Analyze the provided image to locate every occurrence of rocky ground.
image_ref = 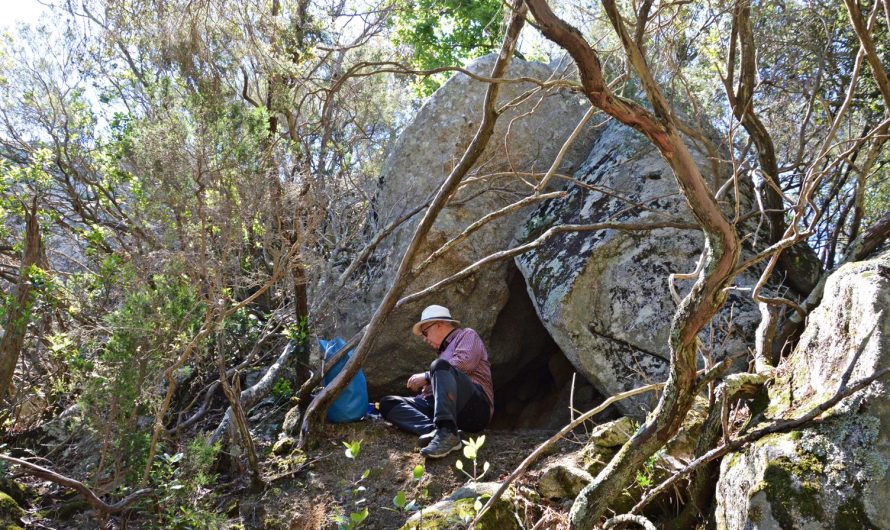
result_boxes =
[5,415,582,529]
[257,419,578,529]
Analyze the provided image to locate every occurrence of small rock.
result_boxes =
[538,460,593,499]
[589,416,636,448]
[0,478,32,507]
[271,436,296,456]
[401,482,519,530]
[282,405,301,435]
[0,491,25,529]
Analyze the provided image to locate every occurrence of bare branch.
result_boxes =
[210,341,298,444]
[0,454,153,514]
[844,0,890,109]
[399,220,696,307]
[412,191,565,277]
[524,1,740,523]
[473,355,746,526]
[604,514,657,530]
[535,105,599,192]
[472,382,664,526]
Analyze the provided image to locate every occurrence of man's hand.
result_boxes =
[406,372,428,392]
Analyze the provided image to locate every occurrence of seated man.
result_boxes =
[379,304,494,458]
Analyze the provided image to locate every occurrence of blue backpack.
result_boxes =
[320,337,368,423]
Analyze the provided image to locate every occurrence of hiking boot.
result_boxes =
[417,429,464,448]
[417,430,436,448]
[420,430,461,458]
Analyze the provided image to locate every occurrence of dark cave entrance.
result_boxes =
[486,263,614,430]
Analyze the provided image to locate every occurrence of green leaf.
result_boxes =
[342,440,362,460]
[455,459,464,470]
[394,490,407,508]
[350,507,369,523]
[412,464,425,480]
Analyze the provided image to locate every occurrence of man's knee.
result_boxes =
[429,358,453,373]
[379,395,402,417]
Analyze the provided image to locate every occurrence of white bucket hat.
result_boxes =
[412,304,460,336]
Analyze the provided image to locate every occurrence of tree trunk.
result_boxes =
[731,0,822,294]
[0,199,43,403]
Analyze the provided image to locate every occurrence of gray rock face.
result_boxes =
[515,120,761,416]
[715,250,890,529]
[538,459,594,499]
[344,54,598,396]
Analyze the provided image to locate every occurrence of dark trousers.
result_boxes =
[380,359,490,435]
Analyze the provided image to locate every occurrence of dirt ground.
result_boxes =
[6,409,582,529]
[255,419,579,529]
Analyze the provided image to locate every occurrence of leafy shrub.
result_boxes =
[149,434,226,529]
[79,272,207,481]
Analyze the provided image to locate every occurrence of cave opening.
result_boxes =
[487,263,615,430]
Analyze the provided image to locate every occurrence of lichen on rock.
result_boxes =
[514,120,763,417]
[715,250,890,529]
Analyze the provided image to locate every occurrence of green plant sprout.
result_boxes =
[334,440,370,530]
[390,464,428,528]
[455,435,490,481]
[457,495,489,525]
[390,464,426,511]
[635,454,658,490]
[343,439,362,460]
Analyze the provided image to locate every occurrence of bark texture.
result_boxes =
[0,199,43,403]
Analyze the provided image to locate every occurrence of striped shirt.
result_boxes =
[423,327,494,417]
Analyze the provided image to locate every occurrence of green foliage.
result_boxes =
[285,315,311,346]
[635,454,658,490]
[392,0,504,95]
[272,378,294,400]
[224,307,264,355]
[335,440,371,530]
[390,463,427,517]
[343,439,363,460]
[79,272,206,481]
[863,172,889,229]
[149,435,226,529]
[454,435,490,481]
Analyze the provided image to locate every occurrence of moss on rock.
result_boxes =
[0,479,30,508]
[0,492,24,529]
[752,456,825,527]
[834,496,871,530]
[400,483,520,530]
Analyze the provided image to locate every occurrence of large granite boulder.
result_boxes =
[715,249,890,529]
[514,120,762,416]
[342,54,598,396]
